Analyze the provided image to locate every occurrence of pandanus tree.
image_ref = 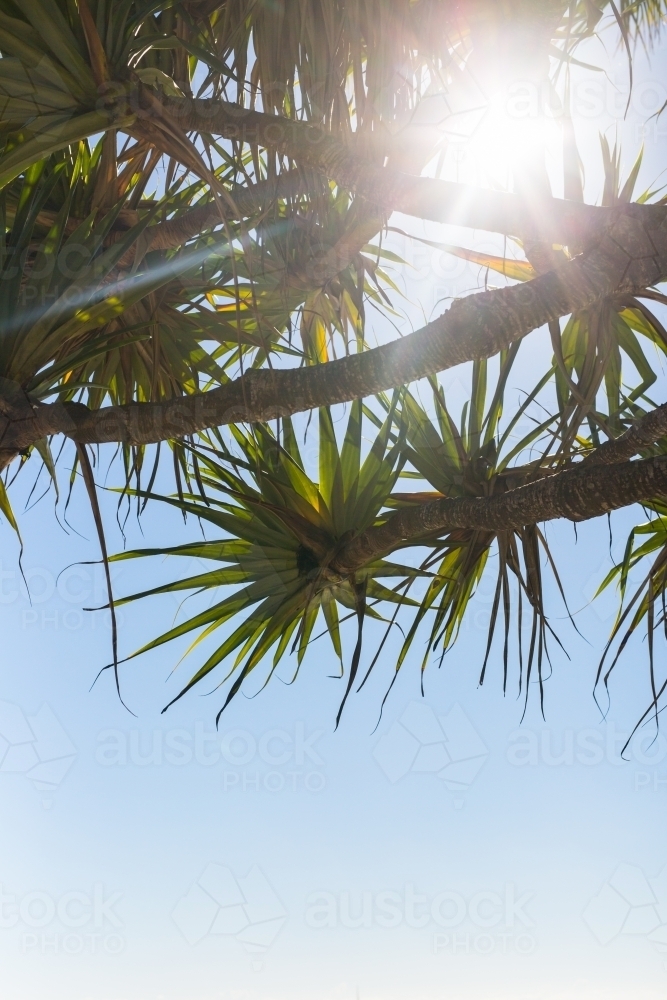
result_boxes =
[3,0,667,739]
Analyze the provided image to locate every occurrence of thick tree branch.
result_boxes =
[114,169,308,267]
[584,403,667,466]
[113,167,381,289]
[3,203,667,452]
[152,95,622,245]
[332,455,667,573]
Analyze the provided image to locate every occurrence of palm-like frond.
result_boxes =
[441,137,667,459]
[618,0,667,46]
[111,401,426,722]
[372,355,571,713]
[595,499,667,747]
[3,131,407,502]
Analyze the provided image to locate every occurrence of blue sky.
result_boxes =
[1,26,667,1000]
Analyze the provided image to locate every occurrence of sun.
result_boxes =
[462,91,562,192]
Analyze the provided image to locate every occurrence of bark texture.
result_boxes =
[332,455,667,573]
[583,403,667,467]
[3,202,665,451]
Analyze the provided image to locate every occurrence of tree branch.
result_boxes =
[3,203,666,452]
[151,95,623,244]
[583,403,667,467]
[114,169,308,267]
[332,455,667,573]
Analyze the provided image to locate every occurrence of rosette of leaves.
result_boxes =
[2,128,406,516]
[368,351,571,713]
[434,140,667,463]
[550,140,667,454]
[202,176,403,367]
[0,0,235,187]
[0,138,257,400]
[109,399,426,723]
[0,144,240,503]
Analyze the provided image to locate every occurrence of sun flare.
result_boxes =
[459,92,563,191]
